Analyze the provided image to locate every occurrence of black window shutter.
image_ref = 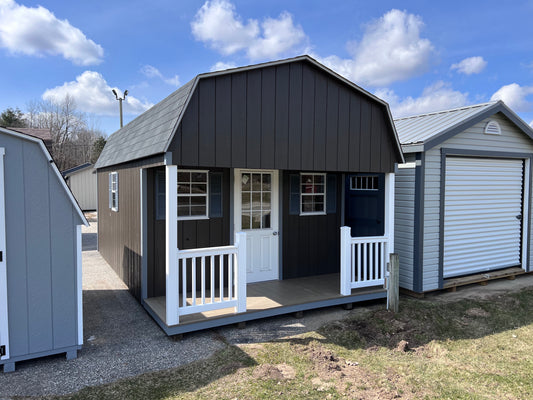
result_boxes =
[326,174,337,214]
[289,174,300,215]
[155,171,166,220]
[209,172,223,218]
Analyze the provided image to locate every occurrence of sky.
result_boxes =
[1,0,533,136]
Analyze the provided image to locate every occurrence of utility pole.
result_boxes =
[111,89,128,128]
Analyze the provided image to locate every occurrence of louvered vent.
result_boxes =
[484,120,501,135]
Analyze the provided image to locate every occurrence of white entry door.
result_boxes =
[0,148,8,361]
[234,170,279,283]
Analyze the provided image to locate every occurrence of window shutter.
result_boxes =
[155,171,166,220]
[115,173,119,211]
[289,174,300,215]
[209,172,223,218]
[108,173,112,209]
[326,174,337,214]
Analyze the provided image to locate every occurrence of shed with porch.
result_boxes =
[0,127,87,372]
[95,55,404,335]
[394,101,533,293]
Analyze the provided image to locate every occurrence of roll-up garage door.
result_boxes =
[443,157,523,278]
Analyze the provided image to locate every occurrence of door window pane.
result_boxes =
[240,172,273,230]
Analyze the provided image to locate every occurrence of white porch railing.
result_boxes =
[170,232,247,323]
[340,226,390,295]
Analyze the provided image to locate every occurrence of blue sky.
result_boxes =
[1,0,533,135]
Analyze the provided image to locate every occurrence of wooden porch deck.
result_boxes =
[143,273,387,335]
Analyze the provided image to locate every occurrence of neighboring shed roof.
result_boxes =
[62,162,93,177]
[0,127,88,226]
[96,55,403,169]
[394,100,533,153]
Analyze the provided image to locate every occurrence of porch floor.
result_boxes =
[143,273,387,335]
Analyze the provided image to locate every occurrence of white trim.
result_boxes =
[397,162,417,169]
[0,127,88,226]
[522,159,530,271]
[76,225,83,345]
[165,165,179,326]
[0,148,9,360]
[299,172,327,216]
[384,173,395,256]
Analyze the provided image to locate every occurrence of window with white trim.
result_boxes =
[300,173,326,215]
[177,170,208,219]
[109,172,118,211]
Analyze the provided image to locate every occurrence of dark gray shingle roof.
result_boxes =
[95,78,195,168]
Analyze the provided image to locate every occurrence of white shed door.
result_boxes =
[0,148,8,360]
[443,157,524,278]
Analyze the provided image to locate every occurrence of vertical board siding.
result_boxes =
[169,60,400,173]
[421,113,533,291]
[282,171,342,279]
[0,134,81,359]
[394,165,416,290]
[97,157,163,301]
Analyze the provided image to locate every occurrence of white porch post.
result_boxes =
[340,226,352,296]
[235,232,247,313]
[165,165,179,325]
[384,172,395,260]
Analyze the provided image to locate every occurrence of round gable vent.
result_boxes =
[484,120,501,135]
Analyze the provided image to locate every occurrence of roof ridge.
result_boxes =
[394,101,499,121]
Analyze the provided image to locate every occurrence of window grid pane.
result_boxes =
[300,173,326,214]
[177,171,208,218]
[241,172,272,230]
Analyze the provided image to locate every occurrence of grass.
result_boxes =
[46,286,533,400]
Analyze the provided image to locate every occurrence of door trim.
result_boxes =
[0,148,9,360]
[234,169,280,282]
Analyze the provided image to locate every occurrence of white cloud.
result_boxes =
[451,56,487,75]
[490,83,533,112]
[376,81,469,118]
[140,65,180,87]
[191,0,306,60]
[42,71,153,116]
[0,0,103,65]
[210,61,237,72]
[317,9,434,87]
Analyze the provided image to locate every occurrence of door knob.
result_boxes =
[273,231,279,236]
[516,214,523,220]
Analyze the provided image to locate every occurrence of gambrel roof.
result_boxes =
[96,55,404,169]
[395,101,533,153]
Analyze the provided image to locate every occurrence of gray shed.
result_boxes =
[0,127,88,372]
[394,101,533,293]
[63,163,97,211]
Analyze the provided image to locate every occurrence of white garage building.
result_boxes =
[394,101,533,293]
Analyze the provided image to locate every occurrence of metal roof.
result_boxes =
[394,102,497,145]
[62,162,93,177]
[394,101,533,153]
[96,55,404,169]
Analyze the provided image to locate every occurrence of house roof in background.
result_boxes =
[394,100,533,153]
[6,127,52,143]
[0,127,88,226]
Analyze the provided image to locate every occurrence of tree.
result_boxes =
[25,95,105,170]
[0,107,26,128]
[90,136,106,164]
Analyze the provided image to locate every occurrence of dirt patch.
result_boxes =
[465,307,490,318]
[252,363,295,380]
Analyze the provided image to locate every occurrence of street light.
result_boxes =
[111,89,128,128]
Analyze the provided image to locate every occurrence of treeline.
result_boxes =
[0,95,106,171]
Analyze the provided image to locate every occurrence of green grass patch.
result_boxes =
[45,287,533,400]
